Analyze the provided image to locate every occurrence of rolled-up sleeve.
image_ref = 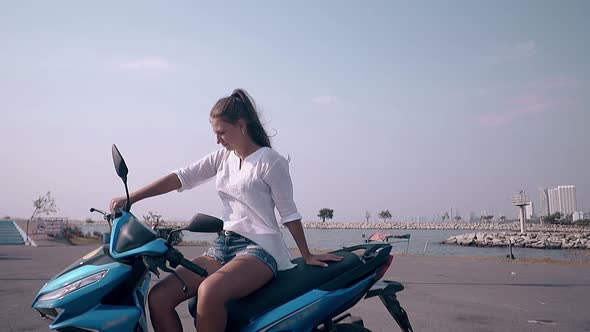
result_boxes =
[263,157,302,224]
[172,149,225,192]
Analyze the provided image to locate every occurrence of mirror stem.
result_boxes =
[123,177,131,212]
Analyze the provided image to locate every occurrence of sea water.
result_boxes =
[78,224,585,261]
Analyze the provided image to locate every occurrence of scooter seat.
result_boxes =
[188,250,362,330]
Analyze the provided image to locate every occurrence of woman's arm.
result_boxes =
[131,173,182,203]
[110,149,224,211]
[110,173,181,210]
[285,220,342,267]
[284,220,311,258]
[263,156,342,266]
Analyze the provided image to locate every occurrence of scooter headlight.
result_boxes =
[38,270,108,301]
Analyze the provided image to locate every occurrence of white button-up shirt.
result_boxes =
[173,147,302,270]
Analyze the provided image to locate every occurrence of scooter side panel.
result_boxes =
[242,291,324,331]
[49,305,141,332]
[134,271,152,332]
[244,274,375,332]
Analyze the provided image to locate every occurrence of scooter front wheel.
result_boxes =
[332,323,371,332]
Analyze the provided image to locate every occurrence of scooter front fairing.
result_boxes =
[32,211,167,331]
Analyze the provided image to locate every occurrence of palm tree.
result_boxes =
[365,211,371,222]
[317,208,334,222]
[378,210,392,222]
[481,214,494,223]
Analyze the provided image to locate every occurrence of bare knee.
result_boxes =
[197,278,225,310]
[148,280,181,313]
[148,283,166,312]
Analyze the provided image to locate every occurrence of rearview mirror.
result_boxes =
[112,144,131,212]
[186,214,224,233]
[112,144,129,180]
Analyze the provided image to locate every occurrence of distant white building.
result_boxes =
[548,188,560,214]
[559,185,577,215]
[546,185,577,216]
[573,211,584,222]
[539,188,550,216]
[526,202,534,219]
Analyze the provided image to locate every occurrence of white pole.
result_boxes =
[519,206,526,233]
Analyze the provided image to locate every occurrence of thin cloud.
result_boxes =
[477,89,489,96]
[525,78,576,90]
[476,93,552,127]
[508,41,536,60]
[510,94,551,114]
[477,113,511,127]
[312,95,338,105]
[489,41,537,63]
[118,57,174,71]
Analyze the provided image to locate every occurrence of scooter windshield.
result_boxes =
[112,212,159,254]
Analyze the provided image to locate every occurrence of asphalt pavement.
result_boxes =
[1,240,590,332]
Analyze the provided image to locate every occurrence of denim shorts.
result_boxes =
[204,231,278,278]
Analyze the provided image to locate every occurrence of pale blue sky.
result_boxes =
[1,1,588,222]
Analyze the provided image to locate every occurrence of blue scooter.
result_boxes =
[32,145,413,332]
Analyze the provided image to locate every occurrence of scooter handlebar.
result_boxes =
[180,258,208,277]
[164,247,208,278]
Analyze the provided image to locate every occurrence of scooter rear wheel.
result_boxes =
[333,323,371,332]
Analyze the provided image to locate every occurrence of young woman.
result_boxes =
[110,89,342,332]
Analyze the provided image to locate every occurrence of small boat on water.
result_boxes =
[362,232,411,254]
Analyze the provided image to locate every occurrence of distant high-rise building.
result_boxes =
[545,185,577,216]
[548,188,560,215]
[539,188,550,216]
[558,185,577,215]
[526,202,534,219]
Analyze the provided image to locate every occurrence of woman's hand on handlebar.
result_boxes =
[109,197,128,213]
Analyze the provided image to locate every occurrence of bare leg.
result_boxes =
[196,255,274,332]
[148,256,222,332]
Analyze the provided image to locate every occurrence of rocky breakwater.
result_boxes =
[443,232,590,249]
[300,221,589,233]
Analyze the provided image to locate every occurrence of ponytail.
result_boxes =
[210,89,272,148]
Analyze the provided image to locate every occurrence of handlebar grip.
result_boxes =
[180,258,208,277]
